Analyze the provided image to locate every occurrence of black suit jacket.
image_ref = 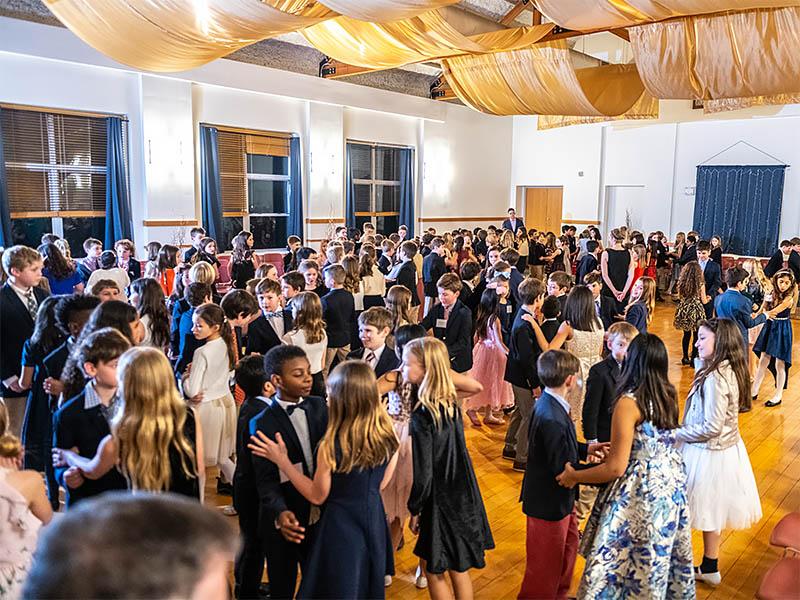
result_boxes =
[233,395,269,520]
[321,288,355,348]
[504,307,543,389]
[346,346,400,379]
[395,260,420,306]
[576,254,598,285]
[422,253,446,296]
[701,260,722,299]
[461,282,479,320]
[597,295,618,331]
[583,355,622,443]
[1,283,49,396]
[764,249,800,281]
[119,260,141,283]
[246,311,293,356]
[377,254,392,276]
[676,244,697,266]
[52,390,128,506]
[249,396,328,533]
[421,300,473,372]
[521,391,588,521]
[502,218,525,234]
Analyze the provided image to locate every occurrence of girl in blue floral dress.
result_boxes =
[557,333,695,599]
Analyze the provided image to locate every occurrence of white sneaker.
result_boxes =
[384,575,392,587]
[415,566,428,589]
[221,505,238,516]
[694,567,721,586]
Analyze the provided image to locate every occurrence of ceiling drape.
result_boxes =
[533,0,800,30]
[302,11,554,70]
[313,0,461,22]
[629,7,800,100]
[537,91,659,129]
[442,41,646,117]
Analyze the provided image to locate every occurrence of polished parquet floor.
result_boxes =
[209,301,799,599]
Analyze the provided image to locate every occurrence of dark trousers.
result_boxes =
[518,512,579,600]
[311,372,325,398]
[235,508,265,599]
[682,330,698,361]
[703,299,714,320]
[262,523,315,600]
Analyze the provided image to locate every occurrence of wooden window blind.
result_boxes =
[1,107,123,217]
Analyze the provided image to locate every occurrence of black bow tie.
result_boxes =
[286,401,307,415]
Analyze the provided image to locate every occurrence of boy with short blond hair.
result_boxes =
[347,307,399,378]
[421,273,473,372]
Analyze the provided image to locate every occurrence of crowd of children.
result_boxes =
[0,220,797,600]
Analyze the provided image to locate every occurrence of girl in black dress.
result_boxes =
[601,228,635,313]
[229,231,256,290]
[402,337,494,600]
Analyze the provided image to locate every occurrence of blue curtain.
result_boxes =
[105,117,133,249]
[398,148,414,237]
[345,143,356,230]
[288,136,303,240]
[199,125,223,243]
[0,107,12,248]
[693,165,785,257]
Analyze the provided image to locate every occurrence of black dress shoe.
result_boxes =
[512,460,527,472]
[502,447,516,461]
[765,399,782,407]
[217,477,233,496]
[681,357,692,366]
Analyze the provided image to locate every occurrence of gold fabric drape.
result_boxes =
[630,7,800,100]
[314,0,461,22]
[704,93,800,113]
[534,0,800,30]
[442,41,646,117]
[302,11,554,70]
[537,92,659,129]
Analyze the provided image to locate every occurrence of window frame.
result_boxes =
[348,141,405,234]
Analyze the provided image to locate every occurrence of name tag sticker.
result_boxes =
[279,462,304,484]
[506,305,513,313]
[436,319,448,329]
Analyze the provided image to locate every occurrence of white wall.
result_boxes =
[0,16,513,251]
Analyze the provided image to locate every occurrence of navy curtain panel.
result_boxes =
[398,148,415,237]
[345,144,356,230]
[693,165,785,257]
[0,107,12,248]
[199,125,223,243]
[104,117,134,249]
[288,136,304,240]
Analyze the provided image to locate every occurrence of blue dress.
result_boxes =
[578,417,695,599]
[297,457,393,599]
[753,306,793,365]
[43,268,81,294]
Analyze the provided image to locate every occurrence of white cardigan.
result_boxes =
[181,337,233,401]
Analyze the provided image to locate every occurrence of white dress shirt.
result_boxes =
[362,344,385,369]
[273,396,314,474]
[266,312,286,339]
[544,387,571,416]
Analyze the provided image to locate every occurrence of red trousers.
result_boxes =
[518,512,578,600]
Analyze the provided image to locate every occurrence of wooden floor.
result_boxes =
[208,300,800,599]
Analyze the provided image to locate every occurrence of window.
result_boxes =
[348,142,406,235]
[216,128,293,251]
[1,106,127,254]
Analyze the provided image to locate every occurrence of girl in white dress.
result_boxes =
[676,318,762,586]
[182,304,236,490]
[282,291,328,397]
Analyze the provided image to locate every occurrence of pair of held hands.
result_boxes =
[555,442,610,488]
[51,447,85,489]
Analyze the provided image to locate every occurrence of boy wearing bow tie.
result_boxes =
[247,279,293,356]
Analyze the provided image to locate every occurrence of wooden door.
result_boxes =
[525,187,563,234]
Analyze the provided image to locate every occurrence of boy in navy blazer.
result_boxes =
[715,266,768,351]
[346,307,400,379]
[248,346,328,600]
[389,240,421,316]
[248,279,294,357]
[518,350,607,600]
[1,246,49,435]
[584,271,618,330]
[321,264,355,376]
[576,240,601,287]
[696,240,722,319]
[422,238,446,317]
[421,273,473,372]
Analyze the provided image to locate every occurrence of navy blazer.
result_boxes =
[583,355,622,443]
[346,346,400,379]
[597,294,618,331]
[1,283,49,396]
[52,389,128,506]
[422,252,446,297]
[377,254,392,276]
[502,218,525,234]
[576,254,598,286]
[509,267,524,308]
[764,249,800,281]
[248,396,328,533]
[504,307,543,389]
[395,260,420,307]
[233,395,269,520]
[321,288,356,348]
[700,260,722,299]
[521,391,588,521]
[676,244,697,266]
[625,302,648,334]
[246,311,293,356]
[715,289,767,349]
[421,300,473,372]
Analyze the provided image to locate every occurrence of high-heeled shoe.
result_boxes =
[681,357,692,366]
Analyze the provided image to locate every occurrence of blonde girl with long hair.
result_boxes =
[248,360,399,599]
[741,258,773,376]
[182,303,236,491]
[282,291,328,397]
[499,229,515,250]
[403,337,493,600]
[385,284,414,350]
[625,276,656,334]
[53,347,203,499]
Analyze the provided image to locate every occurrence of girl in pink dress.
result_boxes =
[466,288,514,427]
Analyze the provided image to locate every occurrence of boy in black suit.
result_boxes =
[500,247,525,308]
[575,240,600,286]
[283,235,302,274]
[421,273,473,373]
[696,240,722,319]
[540,296,561,343]
[422,237,446,317]
[377,240,395,275]
[320,264,355,377]
[547,271,571,323]
[248,279,293,356]
[52,328,131,507]
[248,346,328,600]
[584,271,618,330]
[347,307,400,379]
[503,278,546,472]
[389,240,421,321]
[459,260,482,320]
[518,350,608,600]
[1,245,49,436]
[764,238,800,281]
[232,355,272,600]
[280,271,306,314]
